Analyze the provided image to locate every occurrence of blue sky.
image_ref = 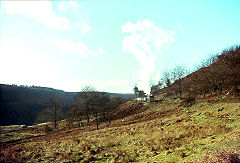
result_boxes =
[0,0,240,93]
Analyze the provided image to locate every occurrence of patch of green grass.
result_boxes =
[0,131,43,143]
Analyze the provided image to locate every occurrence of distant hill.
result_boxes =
[0,84,134,126]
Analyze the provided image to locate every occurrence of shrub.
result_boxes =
[200,150,240,163]
[181,96,196,106]
[44,125,53,134]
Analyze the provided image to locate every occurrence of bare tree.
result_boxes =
[86,91,110,130]
[160,66,189,99]
[192,54,226,98]
[162,71,172,88]
[133,86,139,99]
[105,96,126,123]
[66,103,85,128]
[68,86,112,130]
[150,81,163,96]
[217,45,240,96]
[36,94,64,129]
[75,86,96,124]
[171,65,189,99]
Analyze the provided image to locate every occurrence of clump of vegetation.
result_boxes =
[181,95,196,106]
[200,150,240,163]
[44,125,54,134]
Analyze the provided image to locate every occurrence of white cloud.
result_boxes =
[0,5,4,15]
[2,0,91,33]
[48,37,104,57]
[75,21,91,33]
[58,0,81,12]
[2,0,71,30]
[121,19,175,93]
[58,1,91,33]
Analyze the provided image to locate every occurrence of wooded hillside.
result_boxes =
[0,84,133,126]
[151,45,240,99]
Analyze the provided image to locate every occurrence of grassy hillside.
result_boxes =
[1,95,240,162]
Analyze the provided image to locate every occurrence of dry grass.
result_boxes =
[1,99,240,162]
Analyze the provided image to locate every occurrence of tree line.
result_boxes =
[150,45,240,100]
[36,86,127,130]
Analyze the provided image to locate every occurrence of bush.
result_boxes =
[44,125,53,134]
[200,150,240,163]
[181,96,196,106]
